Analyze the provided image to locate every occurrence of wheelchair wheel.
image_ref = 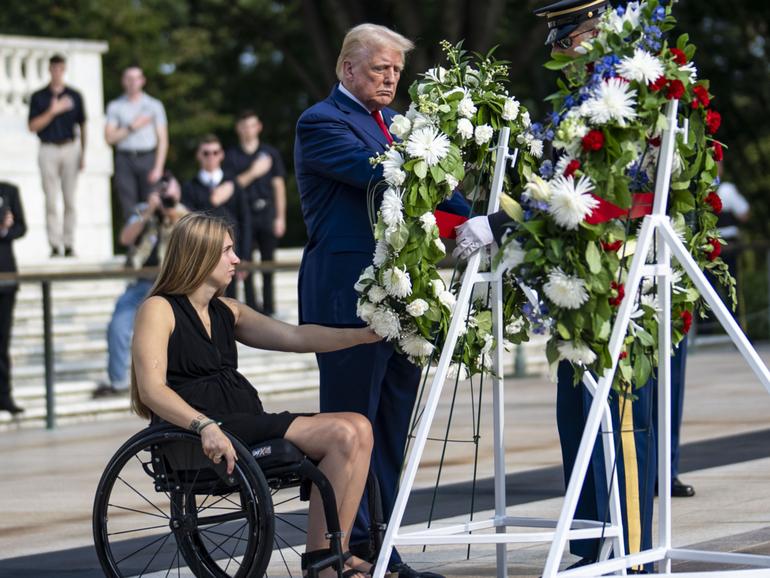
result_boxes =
[93,426,274,578]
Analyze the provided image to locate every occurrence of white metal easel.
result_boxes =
[372,127,627,578]
[542,100,770,577]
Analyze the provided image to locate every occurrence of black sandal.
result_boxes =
[342,551,375,578]
[302,548,337,577]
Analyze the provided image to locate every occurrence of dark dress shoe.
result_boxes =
[0,395,24,415]
[389,562,445,578]
[64,246,75,257]
[671,477,695,497]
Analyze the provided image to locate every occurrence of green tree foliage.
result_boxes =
[1,0,767,247]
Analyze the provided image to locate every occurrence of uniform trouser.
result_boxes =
[557,361,656,565]
[316,340,421,567]
[114,150,156,222]
[244,220,278,314]
[106,279,154,389]
[653,338,688,480]
[38,141,79,249]
[0,290,17,398]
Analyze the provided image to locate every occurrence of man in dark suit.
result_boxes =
[0,182,27,414]
[294,23,468,578]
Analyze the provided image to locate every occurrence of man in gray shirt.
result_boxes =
[105,65,168,221]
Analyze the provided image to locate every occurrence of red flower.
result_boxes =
[649,76,667,92]
[666,79,686,100]
[563,159,581,177]
[609,281,625,307]
[712,141,724,161]
[691,84,711,109]
[706,238,722,261]
[582,129,605,152]
[706,110,722,134]
[649,136,662,147]
[601,240,623,252]
[670,48,688,65]
[705,191,722,214]
[681,310,693,334]
[619,350,628,360]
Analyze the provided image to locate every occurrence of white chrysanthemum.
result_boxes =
[617,48,664,84]
[502,97,520,121]
[557,341,598,365]
[382,148,405,186]
[481,334,495,355]
[357,299,376,323]
[380,188,404,229]
[445,174,459,190]
[370,307,401,340]
[400,333,434,358]
[456,117,474,140]
[430,278,445,297]
[498,239,525,272]
[382,266,412,298]
[419,211,436,233]
[458,97,477,119]
[547,175,599,230]
[604,1,642,35]
[406,126,451,166]
[582,78,638,126]
[389,115,412,139]
[529,138,544,158]
[373,239,389,267]
[524,174,552,202]
[474,124,494,146]
[406,298,429,317]
[354,265,375,292]
[520,110,531,128]
[506,317,525,335]
[368,285,387,304]
[680,62,698,84]
[405,103,435,131]
[543,267,589,309]
[447,363,470,381]
[434,238,446,254]
[438,290,456,310]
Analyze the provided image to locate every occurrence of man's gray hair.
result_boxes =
[336,23,415,81]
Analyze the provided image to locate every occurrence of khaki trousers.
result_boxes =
[38,141,80,249]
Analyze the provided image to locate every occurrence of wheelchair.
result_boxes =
[93,423,385,577]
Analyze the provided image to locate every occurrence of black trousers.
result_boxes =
[244,221,278,314]
[0,290,16,398]
[114,150,156,222]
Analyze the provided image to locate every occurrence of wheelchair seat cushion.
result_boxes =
[251,438,306,471]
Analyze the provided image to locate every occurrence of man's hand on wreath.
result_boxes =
[453,216,494,260]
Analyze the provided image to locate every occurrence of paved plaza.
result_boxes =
[2,342,770,577]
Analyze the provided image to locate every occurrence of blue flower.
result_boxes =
[653,6,666,22]
[539,160,554,178]
[564,94,576,109]
[549,111,562,127]
[616,4,625,16]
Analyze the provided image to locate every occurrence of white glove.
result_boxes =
[452,216,495,260]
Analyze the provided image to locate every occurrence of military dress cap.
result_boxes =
[534,0,610,45]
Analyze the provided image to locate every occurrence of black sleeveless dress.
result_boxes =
[161,293,305,445]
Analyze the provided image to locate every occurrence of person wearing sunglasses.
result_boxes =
[182,134,254,299]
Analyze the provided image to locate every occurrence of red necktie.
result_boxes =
[371,110,394,144]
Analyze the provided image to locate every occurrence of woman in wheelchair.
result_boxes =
[130,212,379,577]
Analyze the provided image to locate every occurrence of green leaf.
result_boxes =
[429,164,445,184]
[633,354,652,387]
[414,161,428,179]
[586,242,602,275]
[556,322,571,340]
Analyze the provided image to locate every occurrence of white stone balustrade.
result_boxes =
[0,35,114,265]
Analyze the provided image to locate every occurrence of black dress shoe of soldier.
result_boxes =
[671,477,695,497]
[389,562,445,578]
[0,395,24,415]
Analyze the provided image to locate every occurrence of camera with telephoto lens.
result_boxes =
[153,172,177,209]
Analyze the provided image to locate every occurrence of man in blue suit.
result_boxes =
[295,23,467,578]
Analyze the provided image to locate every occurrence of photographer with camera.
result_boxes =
[93,173,187,398]
[0,182,26,414]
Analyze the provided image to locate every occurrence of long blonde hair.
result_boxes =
[130,212,235,419]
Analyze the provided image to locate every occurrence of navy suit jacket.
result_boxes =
[295,85,469,326]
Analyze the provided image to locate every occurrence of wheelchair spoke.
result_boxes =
[117,475,170,520]
[114,530,171,565]
[195,492,241,516]
[272,494,302,508]
[108,522,171,537]
[272,530,302,557]
[223,522,248,574]
[199,523,247,568]
[272,534,295,578]
[107,502,169,520]
[196,527,250,543]
[274,513,307,535]
[163,548,180,578]
[138,531,173,578]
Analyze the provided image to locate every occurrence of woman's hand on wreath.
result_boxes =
[453,216,494,260]
[201,424,238,474]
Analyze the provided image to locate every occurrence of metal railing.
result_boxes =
[0,260,301,429]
